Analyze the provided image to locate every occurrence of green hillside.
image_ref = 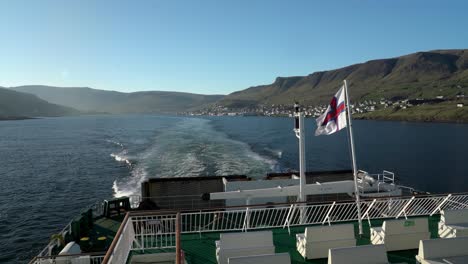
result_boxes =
[11,85,223,114]
[7,49,468,122]
[220,49,468,107]
[355,100,468,123]
[0,87,79,119]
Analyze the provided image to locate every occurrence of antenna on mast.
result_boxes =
[294,102,300,132]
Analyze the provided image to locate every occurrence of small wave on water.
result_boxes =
[109,117,279,197]
[105,139,124,148]
[264,147,283,159]
[107,139,133,166]
[110,152,132,166]
[246,150,280,171]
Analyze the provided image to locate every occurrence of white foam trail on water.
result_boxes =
[113,166,148,197]
[203,127,279,177]
[106,137,144,197]
[111,139,154,197]
[265,147,283,158]
[110,153,132,166]
[106,139,124,148]
[111,117,280,196]
[112,180,134,197]
[247,150,278,170]
[173,152,206,177]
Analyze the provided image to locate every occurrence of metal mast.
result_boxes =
[344,80,363,235]
[294,103,306,223]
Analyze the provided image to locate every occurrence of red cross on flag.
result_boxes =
[315,85,348,136]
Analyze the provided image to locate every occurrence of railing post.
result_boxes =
[198,210,202,238]
[176,213,181,264]
[396,196,415,219]
[430,194,452,216]
[322,202,336,226]
[362,199,376,227]
[212,213,217,231]
[385,198,393,217]
[140,218,145,251]
[242,207,250,232]
[283,204,296,235]
[283,204,295,228]
[131,218,142,250]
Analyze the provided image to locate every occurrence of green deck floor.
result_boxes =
[80,216,123,252]
[178,215,441,264]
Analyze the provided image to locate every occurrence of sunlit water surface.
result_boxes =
[0,115,467,263]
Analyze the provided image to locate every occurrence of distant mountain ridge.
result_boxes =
[11,86,224,114]
[220,49,468,107]
[0,87,79,118]
[6,49,468,118]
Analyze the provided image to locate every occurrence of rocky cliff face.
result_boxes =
[220,49,468,107]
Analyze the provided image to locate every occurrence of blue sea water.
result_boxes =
[0,115,467,263]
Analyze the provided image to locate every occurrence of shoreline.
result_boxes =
[191,113,468,124]
[0,116,37,121]
[353,115,468,124]
[2,113,467,125]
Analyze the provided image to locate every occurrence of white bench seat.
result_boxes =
[216,231,275,264]
[438,209,468,238]
[371,218,430,251]
[296,224,356,259]
[228,253,291,264]
[328,244,389,264]
[416,237,468,264]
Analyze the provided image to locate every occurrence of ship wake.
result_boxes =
[109,117,279,197]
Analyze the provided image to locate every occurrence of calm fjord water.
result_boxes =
[0,115,467,263]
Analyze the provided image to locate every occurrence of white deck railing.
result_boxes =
[130,194,224,210]
[126,193,468,243]
[86,193,468,264]
[105,215,135,264]
[179,193,467,232]
[30,254,105,264]
[132,215,177,250]
[37,200,105,257]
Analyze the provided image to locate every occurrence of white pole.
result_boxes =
[344,80,363,235]
[294,104,306,224]
[298,112,306,204]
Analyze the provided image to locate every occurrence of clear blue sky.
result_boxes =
[0,0,466,95]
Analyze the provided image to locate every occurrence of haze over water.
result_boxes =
[0,115,467,263]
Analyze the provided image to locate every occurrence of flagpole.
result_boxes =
[344,80,363,235]
[294,103,306,224]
